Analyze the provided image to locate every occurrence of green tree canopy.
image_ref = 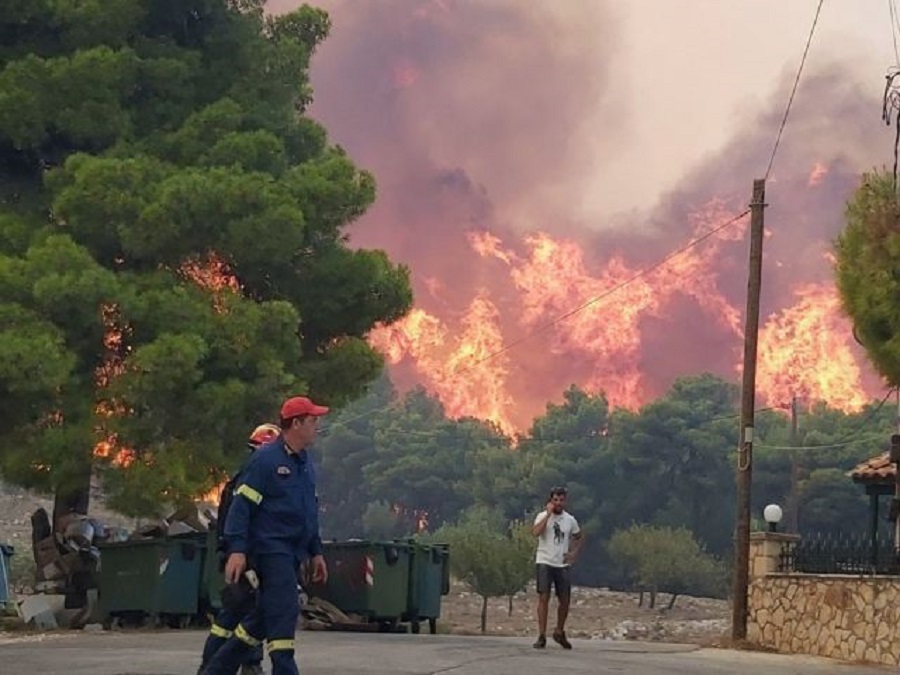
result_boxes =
[430,507,534,633]
[607,524,727,608]
[835,171,900,385]
[0,1,412,517]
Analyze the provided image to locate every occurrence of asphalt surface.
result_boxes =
[0,630,888,674]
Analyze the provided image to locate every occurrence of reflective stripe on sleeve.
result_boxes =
[209,623,233,638]
[235,484,263,505]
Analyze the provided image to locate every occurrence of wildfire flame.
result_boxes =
[373,201,755,428]
[808,162,829,187]
[371,197,877,430]
[755,283,866,412]
[92,254,241,499]
[370,292,514,434]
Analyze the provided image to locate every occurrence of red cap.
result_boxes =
[280,396,329,419]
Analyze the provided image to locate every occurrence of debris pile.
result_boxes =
[7,502,219,629]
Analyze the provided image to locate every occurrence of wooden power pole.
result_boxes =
[788,396,800,533]
[732,178,766,642]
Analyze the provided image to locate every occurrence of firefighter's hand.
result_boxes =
[310,554,328,585]
[225,552,247,584]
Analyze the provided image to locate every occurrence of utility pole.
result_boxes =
[895,391,900,554]
[788,396,800,533]
[732,178,766,642]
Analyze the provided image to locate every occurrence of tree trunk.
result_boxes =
[667,593,678,610]
[480,595,488,633]
[52,469,92,534]
[649,590,657,609]
[638,590,644,607]
[508,595,513,617]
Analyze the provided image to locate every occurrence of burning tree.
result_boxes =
[0,1,412,519]
[835,171,900,386]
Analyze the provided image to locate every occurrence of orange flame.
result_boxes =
[808,162,829,187]
[198,479,228,504]
[91,256,240,497]
[755,283,866,412]
[372,192,874,430]
[370,292,514,434]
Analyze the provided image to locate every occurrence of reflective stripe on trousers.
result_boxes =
[204,553,300,675]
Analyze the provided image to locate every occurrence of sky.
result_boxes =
[262,0,899,423]
[271,0,898,226]
[607,1,893,218]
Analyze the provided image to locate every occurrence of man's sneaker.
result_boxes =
[240,664,264,675]
[552,630,573,650]
[533,634,547,649]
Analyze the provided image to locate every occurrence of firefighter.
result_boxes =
[204,396,329,675]
[197,423,280,675]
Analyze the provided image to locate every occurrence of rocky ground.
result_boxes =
[439,581,731,645]
[0,484,730,645]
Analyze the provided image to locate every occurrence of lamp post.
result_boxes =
[763,504,783,533]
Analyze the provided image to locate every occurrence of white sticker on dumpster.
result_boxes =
[159,557,169,576]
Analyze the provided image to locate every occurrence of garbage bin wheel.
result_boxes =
[378,618,399,633]
[410,619,421,635]
[428,618,437,634]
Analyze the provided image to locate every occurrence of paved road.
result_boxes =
[0,630,888,674]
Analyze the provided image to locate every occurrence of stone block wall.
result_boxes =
[748,574,900,666]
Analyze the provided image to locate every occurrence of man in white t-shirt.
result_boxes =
[531,486,583,650]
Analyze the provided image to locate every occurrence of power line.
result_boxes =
[464,209,750,371]
[890,0,900,65]
[764,0,825,180]
[330,209,750,432]
[757,434,885,452]
[756,388,897,451]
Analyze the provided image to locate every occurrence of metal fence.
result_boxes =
[778,532,900,575]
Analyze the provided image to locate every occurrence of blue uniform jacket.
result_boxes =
[224,436,323,561]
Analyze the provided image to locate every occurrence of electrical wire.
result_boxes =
[764,0,826,180]
[328,209,750,432]
[890,0,900,66]
[756,388,897,451]
[756,434,886,452]
[464,210,750,371]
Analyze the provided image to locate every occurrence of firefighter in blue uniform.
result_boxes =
[204,396,329,675]
[197,423,280,675]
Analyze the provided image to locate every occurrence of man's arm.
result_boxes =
[224,459,267,555]
[569,530,585,556]
[531,503,553,536]
[564,522,585,563]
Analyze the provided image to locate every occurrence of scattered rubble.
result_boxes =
[440,581,731,645]
[0,482,219,630]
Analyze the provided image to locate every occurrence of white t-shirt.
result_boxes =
[534,510,580,567]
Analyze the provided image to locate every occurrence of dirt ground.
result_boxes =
[439,581,730,645]
[0,484,730,645]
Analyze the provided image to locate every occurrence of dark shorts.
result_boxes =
[535,564,571,597]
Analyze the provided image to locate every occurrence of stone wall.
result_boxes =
[748,574,900,666]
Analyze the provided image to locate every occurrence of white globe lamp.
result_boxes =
[763,504,783,533]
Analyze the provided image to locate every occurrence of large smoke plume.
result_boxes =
[270,0,890,428]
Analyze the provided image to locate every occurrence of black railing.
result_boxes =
[778,532,900,575]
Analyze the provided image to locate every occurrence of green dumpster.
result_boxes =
[404,541,449,634]
[0,544,14,613]
[98,535,204,628]
[309,540,411,628]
